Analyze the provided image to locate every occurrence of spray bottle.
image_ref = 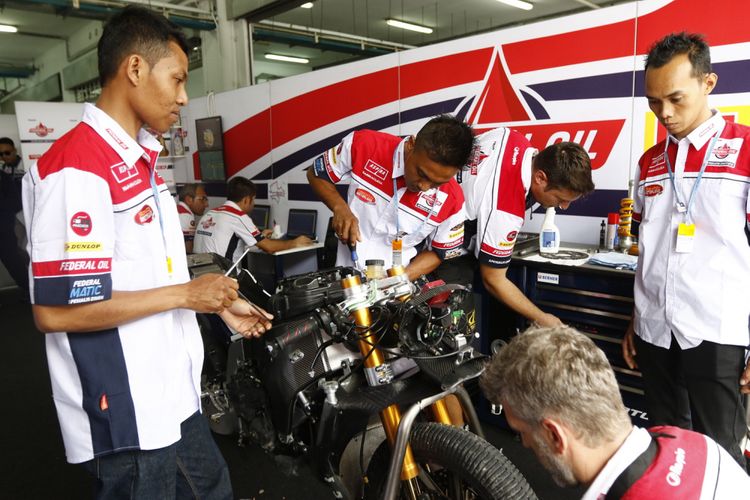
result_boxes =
[539,207,560,255]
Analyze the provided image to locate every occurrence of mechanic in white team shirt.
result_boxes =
[22,6,271,498]
[307,114,473,280]
[176,182,208,253]
[194,176,313,262]
[419,129,593,327]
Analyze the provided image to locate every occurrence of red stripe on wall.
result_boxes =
[222,48,495,177]
[503,18,635,74]
[503,0,748,75]
[224,109,272,179]
[399,48,494,98]
[270,69,399,150]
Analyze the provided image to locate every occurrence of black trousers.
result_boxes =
[0,212,28,293]
[634,333,747,467]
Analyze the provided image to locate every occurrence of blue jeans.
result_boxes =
[81,411,233,499]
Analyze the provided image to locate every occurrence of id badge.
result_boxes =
[675,223,695,253]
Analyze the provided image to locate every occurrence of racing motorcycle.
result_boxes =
[188,253,536,500]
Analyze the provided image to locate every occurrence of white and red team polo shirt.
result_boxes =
[455,128,536,268]
[311,130,466,269]
[22,104,202,464]
[582,425,750,499]
[193,200,264,262]
[177,200,196,243]
[633,111,750,349]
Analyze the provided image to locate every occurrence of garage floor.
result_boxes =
[0,287,581,499]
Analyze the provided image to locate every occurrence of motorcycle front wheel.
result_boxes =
[364,422,537,500]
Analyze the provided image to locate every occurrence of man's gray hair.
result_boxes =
[480,325,631,448]
[178,183,202,202]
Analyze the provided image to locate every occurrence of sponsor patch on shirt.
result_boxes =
[110,161,138,184]
[707,138,743,168]
[134,205,155,225]
[644,184,663,197]
[444,248,464,259]
[416,190,447,213]
[313,155,327,177]
[362,160,389,184]
[69,277,106,304]
[507,231,518,241]
[355,188,376,204]
[70,212,93,236]
[65,242,102,252]
[106,128,129,150]
[466,147,489,175]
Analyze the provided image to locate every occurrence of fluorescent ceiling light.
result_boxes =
[265,53,310,64]
[0,24,18,33]
[496,0,534,10]
[300,2,314,8]
[386,19,433,34]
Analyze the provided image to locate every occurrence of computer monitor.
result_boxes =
[286,209,317,239]
[250,204,271,231]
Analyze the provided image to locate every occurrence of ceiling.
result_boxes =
[0,0,630,83]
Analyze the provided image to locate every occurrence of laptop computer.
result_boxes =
[280,208,318,240]
[250,204,271,231]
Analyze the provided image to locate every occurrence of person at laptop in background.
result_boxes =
[194,176,314,262]
[307,114,472,279]
[176,182,209,253]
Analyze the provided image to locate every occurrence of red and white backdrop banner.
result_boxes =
[183,0,750,243]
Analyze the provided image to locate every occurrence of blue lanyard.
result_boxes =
[664,133,719,223]
[148,159,172,274]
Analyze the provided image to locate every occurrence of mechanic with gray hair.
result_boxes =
[481,326,749,499]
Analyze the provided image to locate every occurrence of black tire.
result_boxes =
[364,422,537,500]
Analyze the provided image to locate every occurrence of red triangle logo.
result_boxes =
[468,48,531,126]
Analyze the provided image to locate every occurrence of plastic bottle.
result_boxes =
[365,259,386,280]
[539,207,560,255]
[599,220,606,250]
[391,238,403,267]
[271,222,282,239]
[606,213,619,250]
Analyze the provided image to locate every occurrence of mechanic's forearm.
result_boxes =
[256,238,295,254]
[32,286,188,334]
[405,251,442,281]
[307,169,348,213]
[482,271,548,324]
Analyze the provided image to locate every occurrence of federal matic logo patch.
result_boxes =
[506,231,518,242]
[644,184,663,197]
[70,212,93,236]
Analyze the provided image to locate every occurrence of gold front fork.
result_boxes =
[341,274,419,481]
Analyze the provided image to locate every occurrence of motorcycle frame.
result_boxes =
[383,385,484,500]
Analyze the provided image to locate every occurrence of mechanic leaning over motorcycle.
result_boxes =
[307,114,474,280]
